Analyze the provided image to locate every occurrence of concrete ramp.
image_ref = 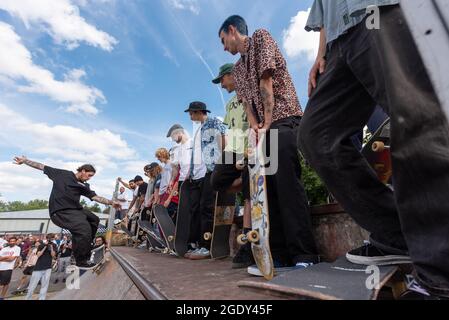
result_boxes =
[51,253,145,300]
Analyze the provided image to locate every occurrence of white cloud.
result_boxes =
[168,0,200,15]
[0,104,136,168]
[0,22,105,115]
[0,0,117,51]
[283,9,320,61]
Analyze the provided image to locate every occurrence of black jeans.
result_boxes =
[298,5,449,297]
[51,209,99,264]
[199,172,216,249]
[267,116,319,265]
[179,178,203,246]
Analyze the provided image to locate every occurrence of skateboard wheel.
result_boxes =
[237,234,248,245]
[236,160,245,170]
[372,141,385,152]
[167,236,174,242]
[152,218,157,224]
[204,232,212,241]
[248,230,260,243]
[139,231,143,236]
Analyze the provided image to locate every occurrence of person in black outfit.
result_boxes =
[13,156,120,269]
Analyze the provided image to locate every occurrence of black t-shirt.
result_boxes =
[44,166,97,215]
[137,182,148,198]
[59,244,72,258]
[34,243,57,271]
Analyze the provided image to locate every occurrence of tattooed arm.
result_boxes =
[259,74,274,131]
[242,99,260,132]
[13,156,45,171]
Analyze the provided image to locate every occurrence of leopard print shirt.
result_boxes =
[233,29,303,124]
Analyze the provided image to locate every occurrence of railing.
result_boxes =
[109,247,167,300]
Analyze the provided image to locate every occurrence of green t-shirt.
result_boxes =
[224,95,249,154]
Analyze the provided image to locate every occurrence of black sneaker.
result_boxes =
[346,242,412,266]
[76,261,97,270]
[400,275,447,300]
[232,243,255,269]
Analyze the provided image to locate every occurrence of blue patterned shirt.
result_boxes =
[200,117,227,172]
[306,0,400,44]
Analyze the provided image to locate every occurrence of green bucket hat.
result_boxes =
[212,63,234,84]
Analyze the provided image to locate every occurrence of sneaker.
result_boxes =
[76,261,97,270]
[346,242,412,266]
[232,243,255,269]
[247,261,296,277]
[399,275,447,300]
[189,248,210,260]
[184,248,198,259]
[294,262,314,270]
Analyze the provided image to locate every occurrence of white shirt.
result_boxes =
[0,245,21,271]
[159,163,173,195]
[175,136,206,182]
[0,238,6,249]
[117,191,129,210]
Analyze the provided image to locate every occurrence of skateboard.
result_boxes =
[237,132,274,280]
[238,257,409,300]
[119,224,138,246]
[362,118,392,185]
[137,219,167,253]
[153,204,176,254]
[11,288,27,296]
[90,245,107,275]
[174,181,191,257]
[204,192,236,259]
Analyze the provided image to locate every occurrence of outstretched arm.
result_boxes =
[92,196,121,209]
[118,178,131,189]
[13,156,45,171]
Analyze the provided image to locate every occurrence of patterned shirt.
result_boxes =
[233,29,303,124]
[200,117,227,172]
[224,95,249,155]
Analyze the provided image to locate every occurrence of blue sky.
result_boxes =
[0,0,318,202]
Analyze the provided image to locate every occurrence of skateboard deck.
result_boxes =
[238,257,407,300]
[238,133,274,280]
[204,192,236,259]
[120,225,138,246]
[90,245,107,274]
[153,204,176,253]
[137,219,167,252]
[362,119,392,184]
[174,181,191,257]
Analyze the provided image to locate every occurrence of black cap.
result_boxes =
[166,124,184,138]
[144,163,159,171]
[134,175,144,182]
[184,101,211,113]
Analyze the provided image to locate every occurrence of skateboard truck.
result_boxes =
[237,230,260,245]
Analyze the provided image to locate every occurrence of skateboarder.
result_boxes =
[298,1,449,299]
[218,16,319,275]
[185,102,227,260]
[13,156,121,269]
[210,63,254,268]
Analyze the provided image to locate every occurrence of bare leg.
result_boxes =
[1,285,9,299]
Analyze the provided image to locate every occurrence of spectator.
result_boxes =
[54,239,72,284]
[26,234,57,300]
[116,186,129,220]
[0,236,21,300]
[0,235,6,249]
[14,239,41,293]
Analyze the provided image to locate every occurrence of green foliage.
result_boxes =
[300,158,329,206]
[80,199,102,213]
[0,199,49,212]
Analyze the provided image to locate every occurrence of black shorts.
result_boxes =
[23,266,34,276]
[211,152,250,200]
[0,270,13,286]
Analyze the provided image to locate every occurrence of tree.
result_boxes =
[0,199,49,212]
[301,158,329,206]
[80,199,102,213]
